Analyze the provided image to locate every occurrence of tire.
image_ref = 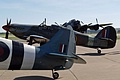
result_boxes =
[53,72,59,79]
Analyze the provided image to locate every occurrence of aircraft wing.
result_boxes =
[99,23,113,26]
[48,53,86,64]
[27,35,49,44]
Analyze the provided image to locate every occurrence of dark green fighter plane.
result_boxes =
[2,19,117,53]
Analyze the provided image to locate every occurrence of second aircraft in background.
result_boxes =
[2,19,117,53]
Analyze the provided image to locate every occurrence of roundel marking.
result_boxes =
[0,41,10,62]
[0,47,4,56]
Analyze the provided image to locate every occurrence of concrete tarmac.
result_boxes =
[0,40,120,80]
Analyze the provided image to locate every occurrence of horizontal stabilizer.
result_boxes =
[100,38,114,42]
[49,53,86,64]
[73,54,86,64]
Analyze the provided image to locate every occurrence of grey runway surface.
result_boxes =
[0,40,120,80]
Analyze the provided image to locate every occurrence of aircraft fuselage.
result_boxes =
[6,24,60,40]
[2,24,116,49]
[0,37,67,70]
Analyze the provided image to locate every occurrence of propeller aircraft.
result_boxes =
[63,19,113,33]
[2,19,117,54]
[0,25,87,79]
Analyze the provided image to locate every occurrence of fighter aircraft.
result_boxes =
[63,19,113,33]
[0,25,86,79]
[2,19,117,53]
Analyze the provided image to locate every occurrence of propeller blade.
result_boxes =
[7,18,11,25]
[88,23,92,26]
[80,21,84,24]
[8,19,11,25]
[5,31,9,39]
[96,18,98,24]
[45,18,46,25]
[7,19,9,25]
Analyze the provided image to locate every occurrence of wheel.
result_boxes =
[52,72,59,79]
[98,50,101,54]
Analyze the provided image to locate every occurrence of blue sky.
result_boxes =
[0,0,120,32]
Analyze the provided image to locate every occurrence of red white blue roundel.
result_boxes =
[0,41,10,62]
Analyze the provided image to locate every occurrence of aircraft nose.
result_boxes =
[2,25,10,31]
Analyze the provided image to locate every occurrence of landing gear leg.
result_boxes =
[40,42,46,46]
[28,37,33,45]
[52,69,59,79]
[97,48,101,54]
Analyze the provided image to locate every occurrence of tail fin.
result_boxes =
[95,26,117,48]
[40,25,76,55]
[40,25,86,68]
